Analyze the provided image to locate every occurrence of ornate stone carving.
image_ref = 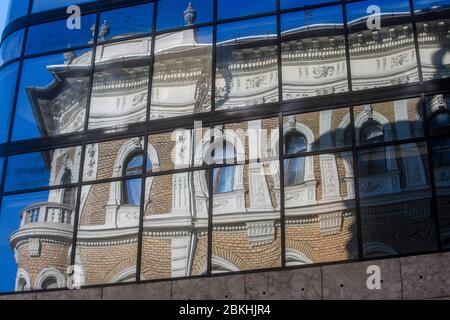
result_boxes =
[28,238,41,257]
[246,220,275,247]
[319,212,342,235]
[313,65,335,79]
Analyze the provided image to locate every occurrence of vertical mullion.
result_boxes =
[350,106,364,260]
[211,0,218,115]
[137,0,158,283]
[207,126,214,276]
[342,0,353,93]
[278,113,287,268]
[276,0,283,103]
[69,9,101,286]
[421,94,443,251]
[82,10,101,134]
[409,0,424,84]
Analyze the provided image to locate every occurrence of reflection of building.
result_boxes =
[6,4,450,292]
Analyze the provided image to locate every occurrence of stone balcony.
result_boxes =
[10,203,75,249]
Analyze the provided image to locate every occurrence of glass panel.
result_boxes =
[150,27,212,120]
[88,37,152,130]
[284,152,357,265]
[147,124,218,172]
[98,3,154,42]
[77,179,141,286]
[218,117,279,163]
[212,161,281,273]
[427,94,450,136]
[358,142,436,258]
[354,97,424,145]
[346,0,419,90]
[281,0,338,10]
[12,49,92,141]
[6,0,29,24]
[414,0,450,11]
[0,29,23,66]
[217,0,276,20]
[415,1,450,80]
[25,14,96,55]
[83,137,146,182]
[157,0,213,31]
[216,16,278,111]
[0,62,19,144]
[431,138,450,248]
[32,0,93,13]
[281,6,348,99]
[4,146,81,192]
[141,170,209,279]
[0,157,3,183]
[283,108,351,154]
[0,189,76,293]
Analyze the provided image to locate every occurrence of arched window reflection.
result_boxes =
[284,131,307,186]
[123,152,151,205]
[430,111,450,136]
[213,145,236,194]
[359,121,386,177]
[61,169,76,206]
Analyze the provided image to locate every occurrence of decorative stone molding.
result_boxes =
[15,269,31,292]
[319,212,343,235]
[246,220,275,247]
[28,238,41,257]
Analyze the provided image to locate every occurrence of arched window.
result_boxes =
[40,277,58,290]
[61,169,76,206]
[212,145,236,194]
[284,131,307,186]
[359,121,386,177]
[122,152,152,205]
[429,111,450,136]
[17,278,27,292]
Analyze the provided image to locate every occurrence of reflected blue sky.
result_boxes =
[4,151,50,192]
[0,29,24,66]
[0,191,50,293]
[12,48,91,142]
[157,0,213,31]
[25,14,95,55]
[281,5,343,33]
[414,0,450,11]
[100,3,153,41]
[0,62,19,144]
[281,0,337,10]
[346,0,411,22]
[32,0,92,13]
[217,0,276,20]
[217,16,277,43]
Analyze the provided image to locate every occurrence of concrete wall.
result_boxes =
[2,251,450,300]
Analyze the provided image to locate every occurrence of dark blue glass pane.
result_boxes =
[25,14,96,55]
[281,5,343,33]
[0,157,3,183]
[0,29,24,66]
[6,0,29,24]
[99,3,154,41]
[281,0,337,10]
[0,62,19,144]
[414,0,450,11]
[217,16,277,43]
[12,49,92,141]
[346,0,411,22]
[4,152,50,192]
[157,0,213,31]
[32,0,93,13]
[217,0,276,20]
[430,112,450,136]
